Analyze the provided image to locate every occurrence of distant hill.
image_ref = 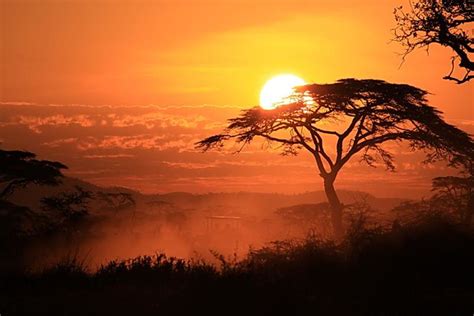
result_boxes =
[2,177,145,238]
[7,177,408,216]
[1,176,409,239]
[151,190,407,217]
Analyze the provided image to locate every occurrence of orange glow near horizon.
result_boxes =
[0,0,472,198]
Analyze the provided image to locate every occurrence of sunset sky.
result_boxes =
[1,0,473,198]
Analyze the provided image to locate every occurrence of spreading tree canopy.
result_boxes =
[197,78,473,237]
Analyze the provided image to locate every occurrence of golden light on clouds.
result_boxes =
[1,0,472,197]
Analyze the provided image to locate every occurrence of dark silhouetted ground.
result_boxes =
[1,216,473,316]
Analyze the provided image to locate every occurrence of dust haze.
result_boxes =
[17,182,402,271]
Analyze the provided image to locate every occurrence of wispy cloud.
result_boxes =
[109,113,207,129]
[0,102,465,197]
[75,135,197,151]
[77,135,166,150]
[43,138,78,147]
[0,101,37,106]
[1,103,229,134]
[15,115,95,133]
[83,154,135,159]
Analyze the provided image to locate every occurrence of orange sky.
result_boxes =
[1,0,473,198]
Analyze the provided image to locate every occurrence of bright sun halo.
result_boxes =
[259,74,305,110]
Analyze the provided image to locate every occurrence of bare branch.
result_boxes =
[392,0,474,84]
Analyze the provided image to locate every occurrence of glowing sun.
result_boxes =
[259,74,305,110]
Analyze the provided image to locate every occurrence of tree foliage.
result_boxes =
[431,153,473,226]
[197,79,472,176]
[41,186,92,221]
[392,153,473,227]
[0,149,67,199]
[95,191,136,212]
[197,78,473,236]
[393,0,474,84]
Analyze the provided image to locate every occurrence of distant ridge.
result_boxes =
[7,176,409,214]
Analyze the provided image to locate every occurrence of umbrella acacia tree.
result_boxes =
[431,153,474,226]
[196,79,473,237]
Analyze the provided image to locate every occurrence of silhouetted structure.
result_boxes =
[206,215,241,231]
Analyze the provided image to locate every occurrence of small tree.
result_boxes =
[196,79,473,237]
[432,154,473,226]
[41,186,93,221]
[393,0,474,84]
[0,149,67,199]
[95,191,136,212]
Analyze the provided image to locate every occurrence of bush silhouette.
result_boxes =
[1,216,473,316]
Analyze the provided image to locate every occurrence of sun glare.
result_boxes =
[259,74,305,110]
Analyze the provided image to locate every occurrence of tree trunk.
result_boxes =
[323,176,344,239]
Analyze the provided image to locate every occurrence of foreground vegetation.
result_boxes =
[1,215,473,316]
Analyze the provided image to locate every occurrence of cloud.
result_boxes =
[0,101,37,106]
[15,115,95,133]
[77,135,166,150]
[0,101,242,110]
[0,103,232,136]
[162,161,215,169]
[83,154,135,159]
[74,135,198,152]
[0,102,466,198]
[109,112,208,129]
[43,138,78,147]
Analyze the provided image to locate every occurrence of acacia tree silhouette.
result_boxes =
[431,153,474,226]
[196,79,473,238]
[41,186,92,221]
[0,149,67,199]
[393,0,474,84]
